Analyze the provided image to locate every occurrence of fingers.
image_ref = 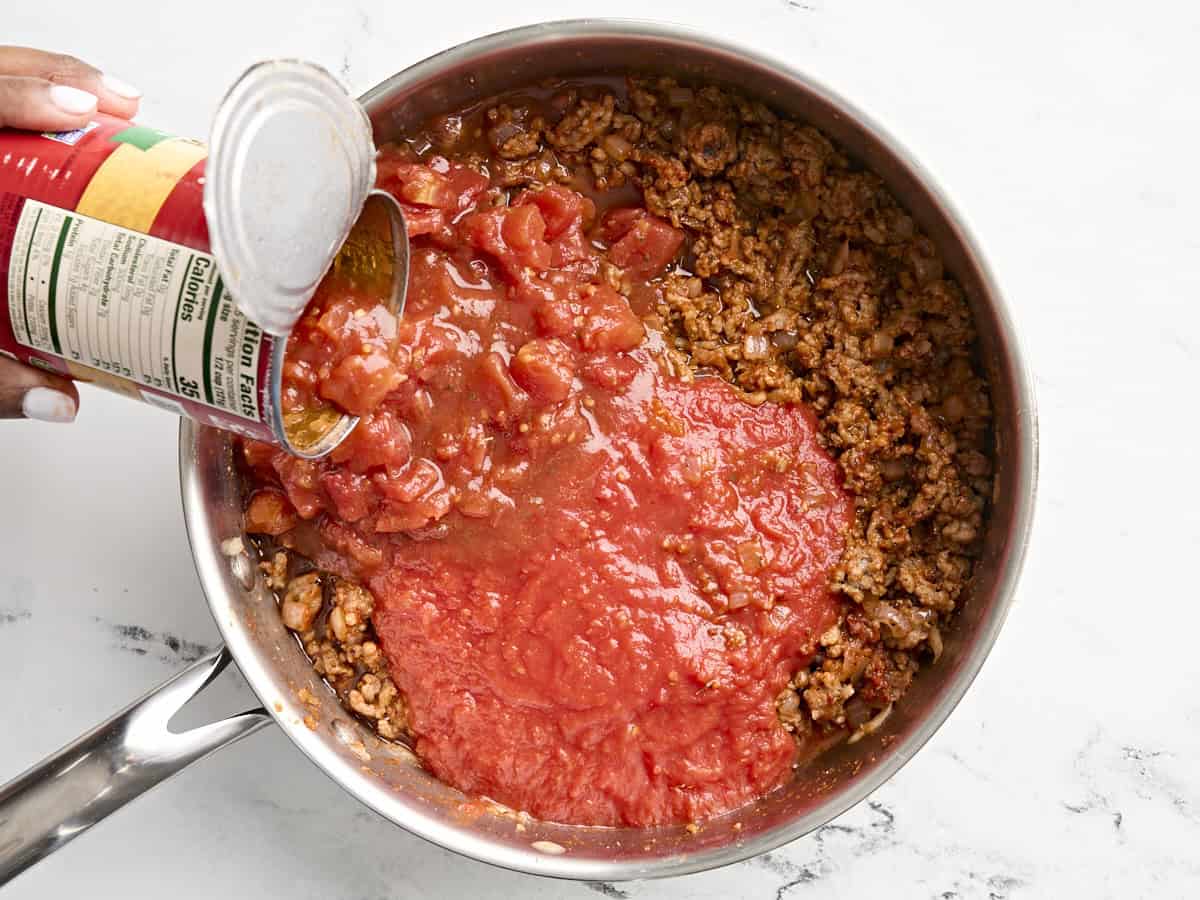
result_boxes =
[0,76,98,131]
[0,356,79,422]
[0,46,141,121]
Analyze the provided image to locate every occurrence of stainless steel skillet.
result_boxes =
[0,19,1038,885]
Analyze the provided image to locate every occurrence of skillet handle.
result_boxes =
[0,645,270,885]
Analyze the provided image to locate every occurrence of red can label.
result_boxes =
[0,115,278,442]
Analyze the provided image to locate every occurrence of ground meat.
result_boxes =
[490,149,574,189]
[260,550,409,741]
[546,92,614,153]
[246,73,992,773]
[280,571,321,632]
[485,103,544,160]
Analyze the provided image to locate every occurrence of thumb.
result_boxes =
[0,356,79,422]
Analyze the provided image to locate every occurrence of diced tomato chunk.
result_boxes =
[375,486,453,533]
[371,461,453,533]
[533,298,576,336]
[580,352,640,390]
[397,167,455,208]
[551,225,595,269]
[242,439,282,476]
[514,186,597,270]
[273,456,326,519]
[282,275,407,445]
[410,319,465,382]
[380,159,483,210]
[330,410,412,474]
[378,157,489,239]
[244,489,297,535]
[511,267,582,307]
[515,185,587,240]
[373,503,431,533]
[463,207,554,278]
[383,163,456,225]
[320,470,375,522]
[599,208,645,243]
[511,339,576,403]
[374,459,441,503]
[318,519,384,570]
[477,350,529,418]
[320,350,404,416]
[509,271,556,306]
[602,208,684,278]
[444,164,490,209]
[401,207,446,238]
[462,210,506,259]
[580,285,645,352]
[501,204,546,251]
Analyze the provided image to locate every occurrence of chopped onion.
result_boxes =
[602,133,633,162]
[848,703,893,745]
[869,332,894,358]
[929,625,944,662]
[771,330,800,351]
[743,334,770,360]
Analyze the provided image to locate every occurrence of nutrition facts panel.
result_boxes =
[5,198,264,420]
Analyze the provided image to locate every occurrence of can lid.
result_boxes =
[204,60,377,336]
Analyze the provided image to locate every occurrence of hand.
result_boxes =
[0,46,142,422]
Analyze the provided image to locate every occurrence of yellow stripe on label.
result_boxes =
[75,138,207,232]
[64,360,143,399]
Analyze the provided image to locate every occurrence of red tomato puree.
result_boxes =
[245,154,852,826]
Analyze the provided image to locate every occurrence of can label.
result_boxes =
[0,86,380,457]
[0,114,281,444]
[6,198,265,421]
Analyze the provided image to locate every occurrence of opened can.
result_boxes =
[0,61,407,456]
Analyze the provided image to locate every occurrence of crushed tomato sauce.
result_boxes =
[243,149,852,826]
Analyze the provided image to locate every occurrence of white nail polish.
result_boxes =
[48,85,98,116]
[22,387,77,423]
[101,73,142,100]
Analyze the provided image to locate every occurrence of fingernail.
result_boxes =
[101,73,142,100]
[22,387,77,423]
[48,84,98,116]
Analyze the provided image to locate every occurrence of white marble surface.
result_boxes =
[3,0,1198,896]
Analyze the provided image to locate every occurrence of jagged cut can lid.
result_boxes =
[204,60,377,336]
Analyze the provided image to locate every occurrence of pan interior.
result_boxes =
[180,20,1035,881]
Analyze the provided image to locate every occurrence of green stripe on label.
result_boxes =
[19,207,43,344]
[110,124,174,151]
[169,253,194,397]
[201,277,224,405]
[46,215,73,355]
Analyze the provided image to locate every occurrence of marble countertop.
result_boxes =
[3,0,1197,896]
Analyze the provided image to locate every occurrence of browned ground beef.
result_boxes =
[253,74,992,770]
[260,550,409,740]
